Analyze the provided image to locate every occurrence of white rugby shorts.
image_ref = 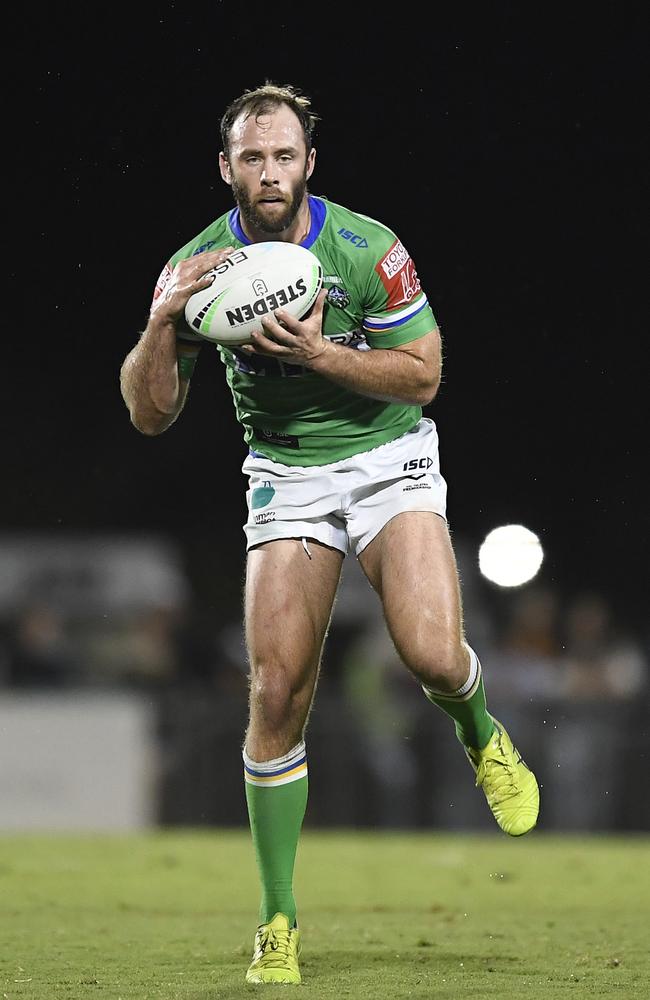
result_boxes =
[242,417,448,556]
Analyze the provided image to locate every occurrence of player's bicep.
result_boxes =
[390,327,441,365]
[391,328,442,398]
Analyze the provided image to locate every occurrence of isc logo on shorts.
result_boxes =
[403,457,433,472]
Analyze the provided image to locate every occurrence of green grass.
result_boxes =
[1,830,648,999]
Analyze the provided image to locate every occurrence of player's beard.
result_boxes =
[232,173,308,235]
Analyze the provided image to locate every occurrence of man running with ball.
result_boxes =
[120,81,540,986]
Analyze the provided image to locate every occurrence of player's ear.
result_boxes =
[305,147,316,181]
[219,152,232,185]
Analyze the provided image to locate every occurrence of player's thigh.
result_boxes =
[357,511,464,663]
[245,538,344,687]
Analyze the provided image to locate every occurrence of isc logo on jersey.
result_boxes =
[376,240,422,309]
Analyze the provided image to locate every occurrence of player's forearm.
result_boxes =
[120,318,189,435]
[308,339,440,406]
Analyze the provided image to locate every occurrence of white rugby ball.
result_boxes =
[184,241,323,346]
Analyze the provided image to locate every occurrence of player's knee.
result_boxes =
[249,665,304,729]
[407,638,467,692]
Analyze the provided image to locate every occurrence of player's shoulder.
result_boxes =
[317,196,402,257]
[168,209,234,267]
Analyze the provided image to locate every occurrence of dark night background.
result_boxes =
[5,4,647,641]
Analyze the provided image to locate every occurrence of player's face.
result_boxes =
[220,104,316,235]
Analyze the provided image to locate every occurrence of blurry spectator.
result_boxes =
[560,591,648,700]
[78,604,185,688]
[5,603,79,687]
[545,591,648,830]
[213,618,259,697]
[500,585,560,658]
[334,556,421,827]
[481,583,564,700]
[0,533,207,691]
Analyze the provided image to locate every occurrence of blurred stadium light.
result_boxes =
[478,524,544,587]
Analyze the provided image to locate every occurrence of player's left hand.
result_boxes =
[240,289,329,367]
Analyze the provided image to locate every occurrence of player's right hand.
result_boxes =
[150,248,236,325]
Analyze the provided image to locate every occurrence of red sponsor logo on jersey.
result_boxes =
[380,240,409,279]
[152,261,173,304]
[376,240,422,309]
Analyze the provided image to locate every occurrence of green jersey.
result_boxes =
[152,195,438,465]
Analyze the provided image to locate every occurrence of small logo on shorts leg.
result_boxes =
[251,482,276,509]
[402,457,434,486]
[254,511,276,524]
[402,457,433,472]
[403,482,433,492]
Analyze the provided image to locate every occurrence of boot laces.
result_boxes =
[475,733,520,801]
[255,926,294,968]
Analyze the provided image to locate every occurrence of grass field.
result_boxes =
[1,830,648,999]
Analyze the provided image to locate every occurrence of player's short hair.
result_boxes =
[220,81,319,159]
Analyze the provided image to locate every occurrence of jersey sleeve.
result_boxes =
[362,236,437,348]
[151,260,204,346]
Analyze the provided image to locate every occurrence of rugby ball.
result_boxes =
[184,241,323,346]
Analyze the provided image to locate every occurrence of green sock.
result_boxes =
[422,645,495,751]
[243,741,308,926]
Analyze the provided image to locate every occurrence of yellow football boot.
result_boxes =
[245,912,301,985]
[466,719,540,836]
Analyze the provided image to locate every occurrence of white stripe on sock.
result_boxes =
[243,741,308,787]
[242,740,306,773]
[422,644,481,701]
